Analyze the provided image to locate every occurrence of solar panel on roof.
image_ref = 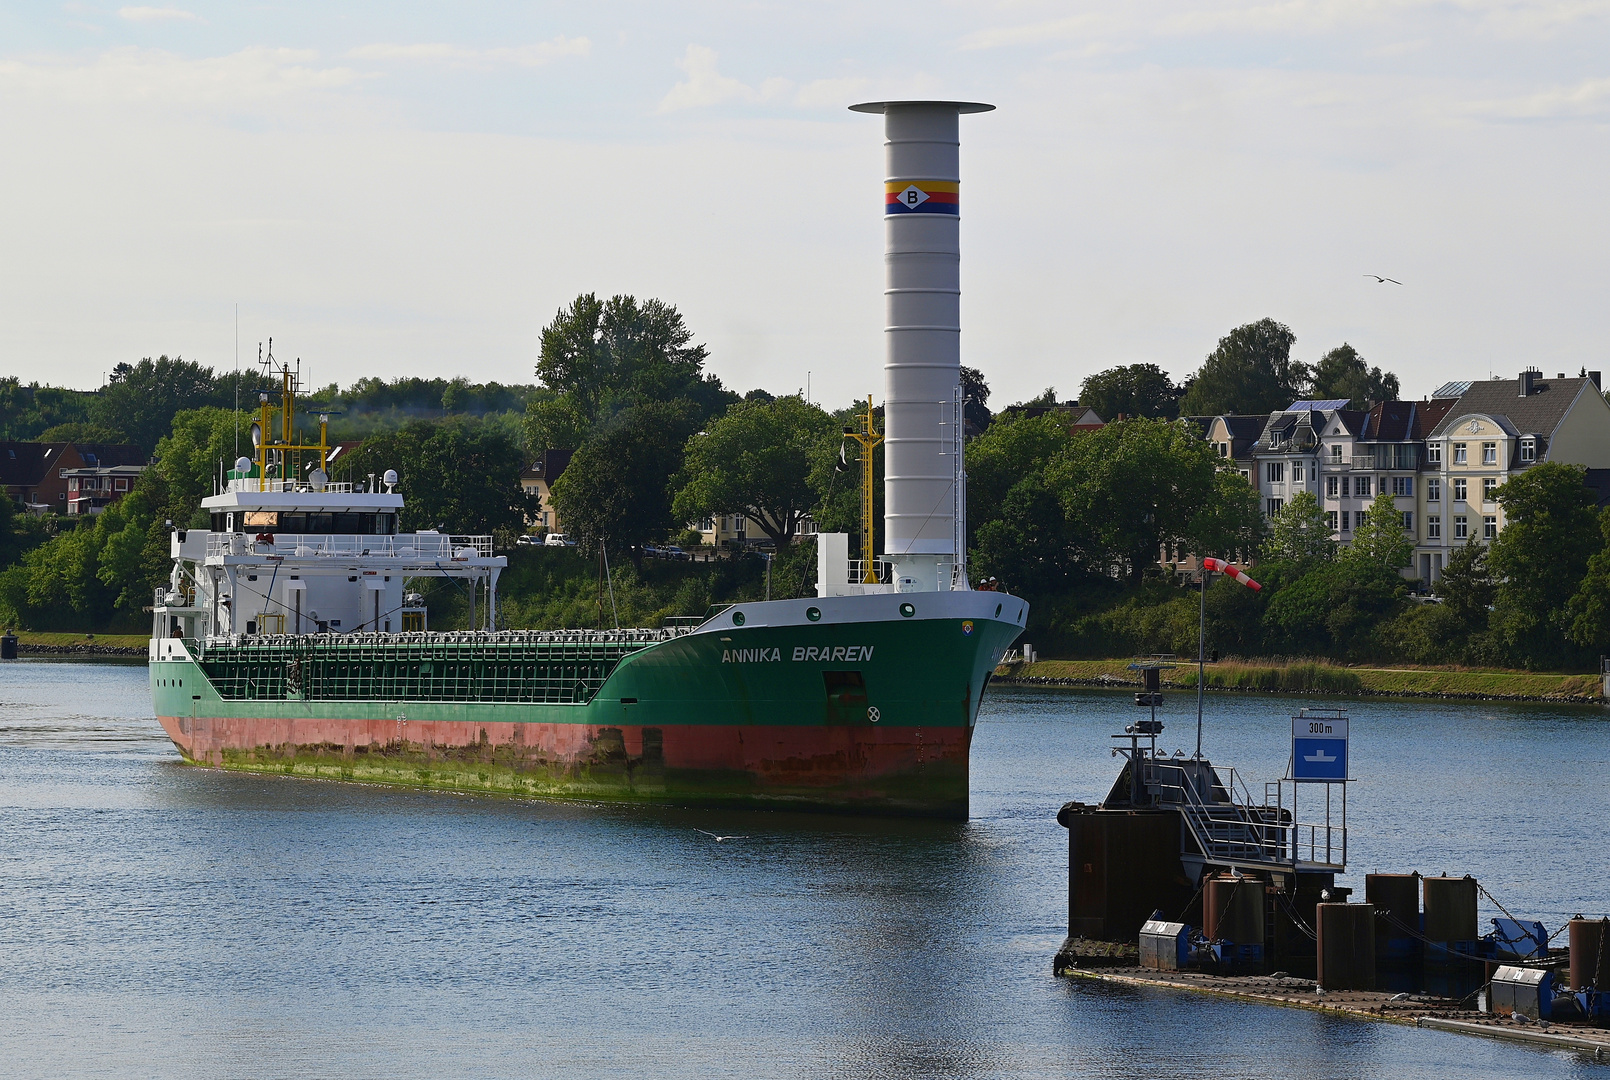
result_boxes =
[1286,399,1351,411]
[1431,381,1471,399]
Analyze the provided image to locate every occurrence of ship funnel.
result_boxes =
[850,100,992,592]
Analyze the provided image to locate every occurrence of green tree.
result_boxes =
[1262,559,1407,658]
[1267,490,1335,567]
[550,401,702,551]
[93,356,225,454]
[524,390,591,454]
[965,411,1079,547]
[672,396,837,552]
[35,422,128,444]
[1176,318,1309,417]
[1049,417,1250,583]
[154,407,252,528]
[1487,462,1600,665]
[0,378,95,440]
[358,416,535,537]
[1078,363,1180,420]
[961,366,992,431]
[1347,490,1412,572]
[1566,507,1610,650]
[1310,344,1400,409]
[535,293,732,428]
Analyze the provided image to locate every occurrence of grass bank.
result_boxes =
[993,658,1603,703]
[10,630,149,656]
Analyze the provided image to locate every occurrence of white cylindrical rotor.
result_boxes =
[850,100,992,569]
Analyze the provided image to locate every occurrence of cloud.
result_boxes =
[1468,76,1610,119]
[0,47,367,109]
[347,37,591,69]
[656,47,882,113]
[658,45,761,111]
[118,6,199,21]
[958,0,1610,50]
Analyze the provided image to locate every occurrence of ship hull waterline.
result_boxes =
[150,594,1027,819]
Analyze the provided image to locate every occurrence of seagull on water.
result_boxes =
[694,828,748,842]
[1364,274,1403,285]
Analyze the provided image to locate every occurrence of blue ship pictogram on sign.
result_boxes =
[1291,715,1348,781]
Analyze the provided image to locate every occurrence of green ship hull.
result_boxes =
[151,591,1027,818]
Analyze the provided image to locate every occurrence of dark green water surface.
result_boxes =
[1,659,1605,1078]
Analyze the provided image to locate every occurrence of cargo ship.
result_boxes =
[148,100,1025,817]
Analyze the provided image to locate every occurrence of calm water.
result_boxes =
[1,659,1606,1079]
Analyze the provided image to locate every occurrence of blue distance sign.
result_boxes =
[1291,714,1348,782]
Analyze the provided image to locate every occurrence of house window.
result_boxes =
[1392,476,1413,497]
[1520,438,1536,463]
[1340,511,1350,531]
[1326,475,1338,497]
[1265,462,1285,483]
[1453,478,1467,502]
[1427,478,1441,502]
[1218,442,1228,457]
[1238,469,1249,480]
[1454,515,1468,539]
[1484,515,1498,540]
[1482,442,1497,465]
[1326,510,1338,531]
[1483,478,1497,501]
[1427,515,1441,539]
[115,478,129,492]
[1428,444,1442,465]
[1292,464,1304,482]
[699,516,714,531]
[68,478,78,491]
[1453,443,1467,464]
[1330,444,1342,463]
[1340,476,1351,497]
[1267,498,1283,516]
[1356,476,1372,498]
[1400,510,1413,531]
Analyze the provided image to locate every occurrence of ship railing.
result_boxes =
[205,533,495,560]
[1148,759,1346,874]
[223,479,360,494]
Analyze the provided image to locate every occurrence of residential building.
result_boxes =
[1252,402,1347,521]
[0,441,144,512]
[1193,414,1264,482]
[696,511,817,549]
[1315,398,1457,560]
[65,463,147,515]
[519,449,573,533]
[1417,370,1610,583]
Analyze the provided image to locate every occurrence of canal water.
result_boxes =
[1,659,1606,1079]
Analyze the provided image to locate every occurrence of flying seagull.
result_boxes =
[694,828,748,842]
[1364,275,1403,285]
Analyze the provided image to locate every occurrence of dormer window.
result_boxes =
[1520,438,1536,463]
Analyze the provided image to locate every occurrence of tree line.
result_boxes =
[1070,317,1402,422]
[7,303,1610,674]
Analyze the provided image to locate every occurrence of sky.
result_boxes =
[2,1,1609,409]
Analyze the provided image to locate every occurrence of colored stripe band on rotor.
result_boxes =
[885,181,959,215]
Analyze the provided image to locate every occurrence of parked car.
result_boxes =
[515,534,540,546]
[544,533,573,547]
[662,545,690,561]
[642,544,662,558]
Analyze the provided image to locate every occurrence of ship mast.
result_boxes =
[844,395,883,584]
[247,341,329,492]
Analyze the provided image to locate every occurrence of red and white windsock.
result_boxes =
[1203,557,1261,591]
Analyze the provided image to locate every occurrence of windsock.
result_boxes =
[1203,557,1261,591]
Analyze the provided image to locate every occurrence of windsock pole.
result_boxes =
[1194,557,1263,760]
